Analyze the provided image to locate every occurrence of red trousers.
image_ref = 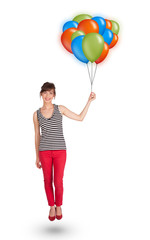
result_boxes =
[39,150,67,207]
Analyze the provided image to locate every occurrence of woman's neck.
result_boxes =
[42,102,54,109]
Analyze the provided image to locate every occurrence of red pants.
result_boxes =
[39,150,67,207]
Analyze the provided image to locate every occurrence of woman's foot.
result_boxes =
[48,206,55,221]
[56,206,62,215]
[55,206,62,220]
[49,206,55,217]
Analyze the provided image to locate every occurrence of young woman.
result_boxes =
[33,82,96,221]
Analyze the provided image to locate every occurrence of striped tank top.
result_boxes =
[37,104,67,151]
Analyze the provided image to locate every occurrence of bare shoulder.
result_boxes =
[33,110,38,123]
[33,110,40,133]
[58,105,65,115]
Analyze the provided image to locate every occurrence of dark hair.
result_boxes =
[40,82,56,99]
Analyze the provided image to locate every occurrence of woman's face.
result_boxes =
[41,89,55,103]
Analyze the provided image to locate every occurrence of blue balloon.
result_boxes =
[91,16,106,35]
[71,36,89,63]
[102,29,113,45]
[63,21,78,32]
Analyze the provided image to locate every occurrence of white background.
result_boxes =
[0,0,150,239]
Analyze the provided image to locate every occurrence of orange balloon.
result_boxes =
[105,19,112,30]
[95,42,109,64]
[109,33,118,49]
[77,19,99,34]
[61,28,77,53]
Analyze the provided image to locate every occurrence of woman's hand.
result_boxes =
[35,157,42,169]
[88,92,96,102]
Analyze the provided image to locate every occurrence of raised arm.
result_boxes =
[59,92,96,121]
[33,111,41,169]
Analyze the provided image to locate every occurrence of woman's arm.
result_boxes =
[33,111,41,168]
[59,92,96,121]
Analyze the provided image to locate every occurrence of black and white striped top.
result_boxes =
[37,104,67,151]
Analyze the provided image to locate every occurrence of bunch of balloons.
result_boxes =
[61,13,120,91]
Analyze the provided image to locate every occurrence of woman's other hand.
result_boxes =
[35,157,42,169]
[88,92,96,102]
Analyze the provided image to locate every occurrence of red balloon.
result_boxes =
[105,19,112,30]
[61,28,77,53]
[95,42,109,64]
[77,19,99,34]
[109,33,118,49]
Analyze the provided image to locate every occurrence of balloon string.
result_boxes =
[87,62,92,91]
[87,62,97,92]
[92,63,97,83]
[87,62,91,81]
[91,62,93,84]
[91,62,94,92]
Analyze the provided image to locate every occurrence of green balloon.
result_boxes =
[82,33,104,63]
[73,14,92,23]
[71,31,85,41]
[110,20,120,35]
